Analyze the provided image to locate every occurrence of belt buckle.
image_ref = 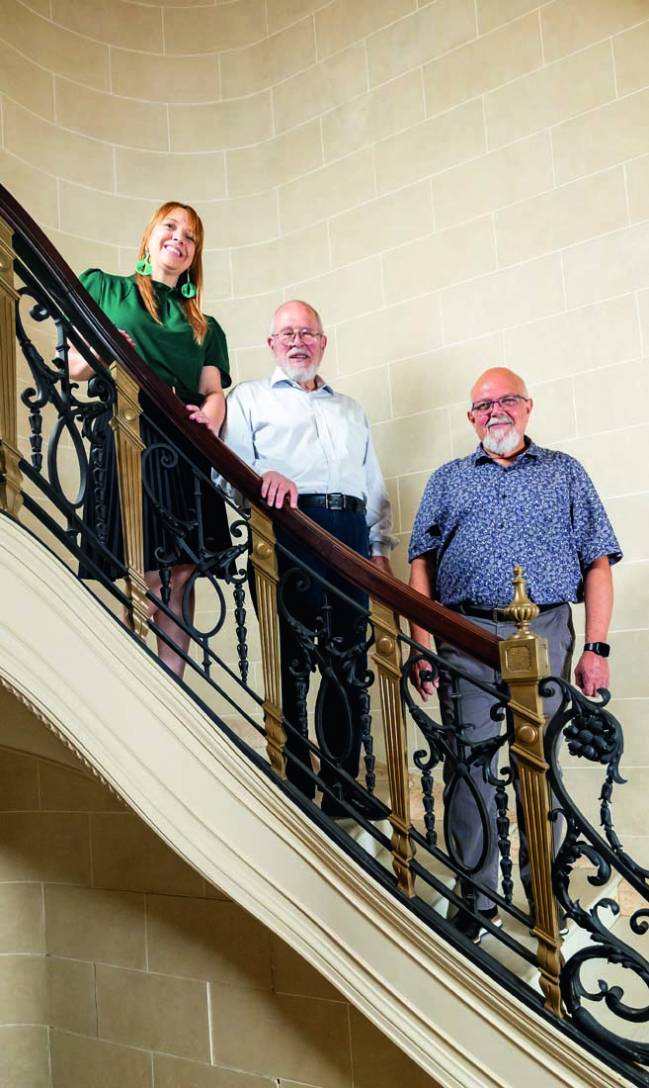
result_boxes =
[328,493,343,511]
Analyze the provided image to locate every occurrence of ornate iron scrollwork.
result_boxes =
[276,564,375,796]
[543,676,649,1064]
[15,270,116,548]
[401,646,512,896]
[138,425,252,681]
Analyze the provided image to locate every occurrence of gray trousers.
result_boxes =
[435,604,575,912]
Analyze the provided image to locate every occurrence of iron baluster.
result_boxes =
[88,426,108,545]
[291,652,312,757]
[495,778,514,904]
[159,560,172,607]
[421,765,437,847]
[27,407,43,471]
[359,681,375,794]
[233,580,249,685]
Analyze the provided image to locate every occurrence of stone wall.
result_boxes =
[0,687,435,1087]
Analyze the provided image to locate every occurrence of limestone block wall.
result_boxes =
[0,687,436,1088]
[0,0,647,855]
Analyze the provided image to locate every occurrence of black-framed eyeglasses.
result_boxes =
[470,394,529,415]
[272,327,323,345]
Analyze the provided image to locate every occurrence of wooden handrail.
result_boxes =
[1,182,500,668]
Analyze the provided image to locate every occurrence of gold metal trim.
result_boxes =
[109,361,148,639]
[250,505,287,778]
[371,600,415,897]
[0,216,23,517]
[500,565,562,1016]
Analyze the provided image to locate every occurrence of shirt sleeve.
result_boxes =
[568,457,623,569]
[78,268,107,306]
[203,316,231,389]
[364,422,397,556]
[408,471,442,562]
[212,384,255,505]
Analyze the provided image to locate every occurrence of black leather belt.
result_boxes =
[450,601,563,622]
[299,493,366,514]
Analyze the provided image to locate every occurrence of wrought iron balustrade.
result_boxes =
[1,183,648,1087]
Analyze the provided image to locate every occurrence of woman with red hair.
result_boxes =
[68,201,230,678]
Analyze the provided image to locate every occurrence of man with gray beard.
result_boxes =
[407,367,621,942]
[219,300,395,818]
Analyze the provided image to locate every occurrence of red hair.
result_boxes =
[135,201,208,344]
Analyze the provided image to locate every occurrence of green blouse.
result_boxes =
[79,269,230,393]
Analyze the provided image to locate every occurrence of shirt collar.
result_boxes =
[151,278,179,296]
[270,366,334,394]
[471,436,541,466]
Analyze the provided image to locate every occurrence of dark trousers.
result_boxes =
[436,604,575,911]
[251,507,370,800]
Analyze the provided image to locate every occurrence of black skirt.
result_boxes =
[79,390,231,582]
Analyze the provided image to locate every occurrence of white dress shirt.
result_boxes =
[216,367,396,556]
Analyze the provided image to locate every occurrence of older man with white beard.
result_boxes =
[407,367,621,943]
[219,299,395,818]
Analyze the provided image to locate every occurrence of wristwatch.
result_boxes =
[583,642,610,657]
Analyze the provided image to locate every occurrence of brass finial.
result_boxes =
[503,565,539,635]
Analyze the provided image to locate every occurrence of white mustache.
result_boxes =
[487,415,514,427]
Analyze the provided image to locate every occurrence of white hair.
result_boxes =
[269,300,324,336]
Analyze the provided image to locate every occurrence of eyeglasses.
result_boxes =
[272,327,323,345]
[470,394,529,415]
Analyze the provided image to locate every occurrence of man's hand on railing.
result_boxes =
[260,471,299,509]
[409,654,439,701]
[574,651,609,699]
[370,555,393,575]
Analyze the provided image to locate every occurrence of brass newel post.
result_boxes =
[499,565,562,1016]
[109,362,148,639]
[0,217,23,516]
[371,600,415,897]
[249,505,287,778]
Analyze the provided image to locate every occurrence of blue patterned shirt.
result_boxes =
[408,440,622,606]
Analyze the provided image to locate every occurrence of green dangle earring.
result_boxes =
[181,270,197,299]
[135,250,152,275]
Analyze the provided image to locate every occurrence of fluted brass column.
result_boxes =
[249,505,286,778]
[0,218,23,516]
[371,600,415,897]
[109,361,148,639]
[500,565,562,1016]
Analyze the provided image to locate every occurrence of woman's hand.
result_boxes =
[118,328,136,348]
[184,403,213,430]
[196,367,226,434]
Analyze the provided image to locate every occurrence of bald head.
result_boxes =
[470,367,528,405]
[468,367,532,460]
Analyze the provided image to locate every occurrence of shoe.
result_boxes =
[452,904,503,944]
[321,790,388,822]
